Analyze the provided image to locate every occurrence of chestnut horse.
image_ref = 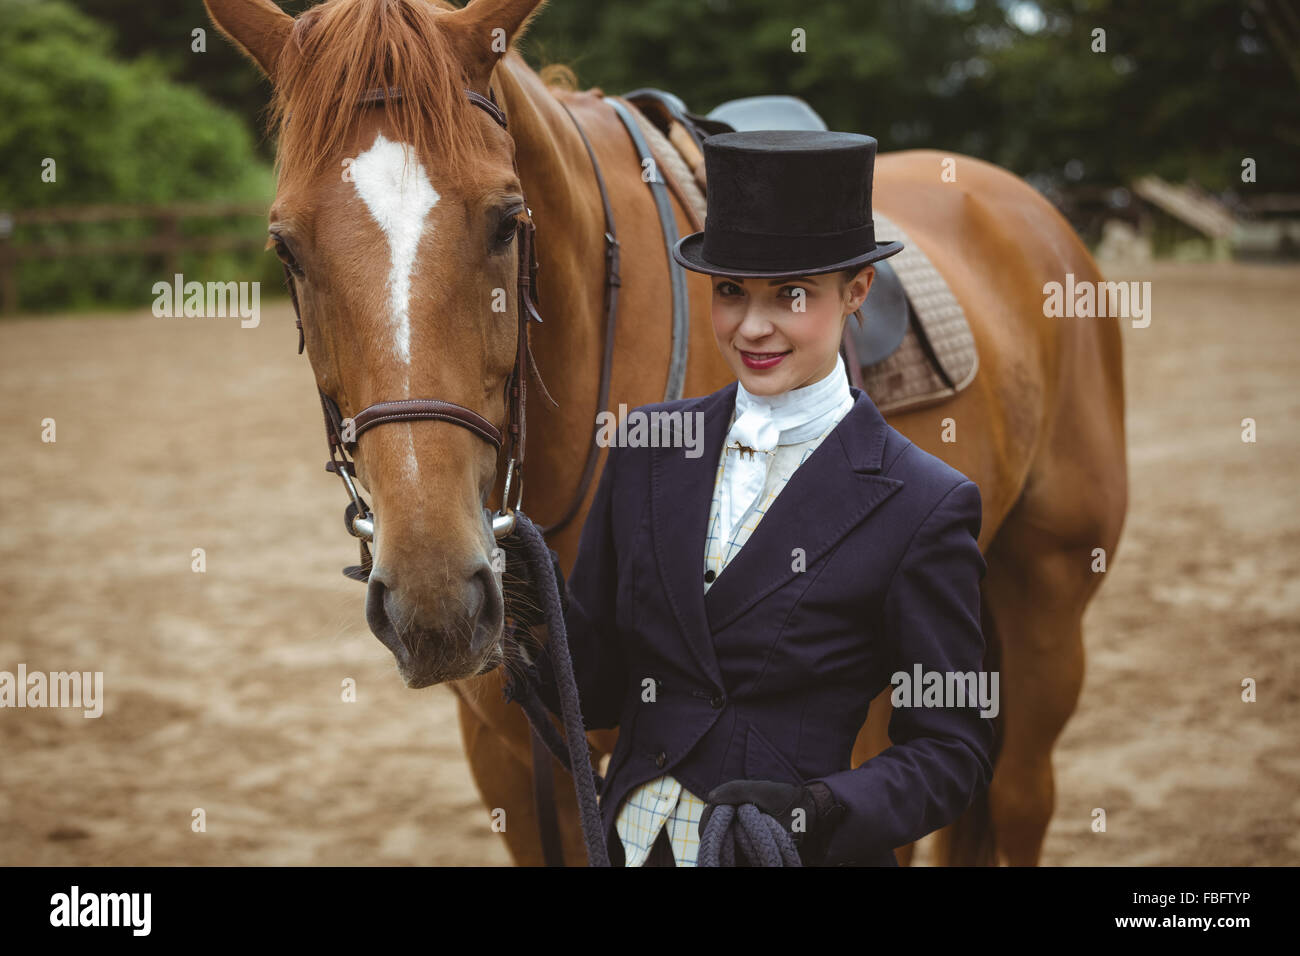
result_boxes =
[205,0,1126,866]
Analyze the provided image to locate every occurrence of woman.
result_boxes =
[527,129,994,867]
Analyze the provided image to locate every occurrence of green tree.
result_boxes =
[69,0,1300,193]
[1,0,276,311]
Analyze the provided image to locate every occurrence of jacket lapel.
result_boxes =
[650,383,736,686]
[702,388,904,633]
[649,383,904,680]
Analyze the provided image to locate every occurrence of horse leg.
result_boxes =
[980,519,1097,865]
[451,677,591,866]
[963,386,1126,866]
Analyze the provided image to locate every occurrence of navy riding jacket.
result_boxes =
[534,381,994,866]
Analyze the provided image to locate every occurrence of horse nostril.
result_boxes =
[364,561,500,675]
[469,563,502,658]
[366,577,388,632]
[365,574,410,663]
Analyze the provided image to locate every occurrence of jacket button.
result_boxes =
[710,693,724,709]
[703,569,716,583]
[655,751,667,768]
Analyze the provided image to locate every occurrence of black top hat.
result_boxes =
[672,129,902,278]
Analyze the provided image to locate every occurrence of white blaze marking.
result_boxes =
[350,133,438,481]
[350,132,439,368]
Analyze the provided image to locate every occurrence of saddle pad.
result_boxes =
[622,101,978,415]
[860,211,979,414]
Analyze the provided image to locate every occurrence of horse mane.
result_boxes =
[269,0,491,182]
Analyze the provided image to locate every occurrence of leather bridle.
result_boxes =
[284,86,544,581]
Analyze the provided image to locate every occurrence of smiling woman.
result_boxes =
[522,129,1000,867]
[709,266,876,390]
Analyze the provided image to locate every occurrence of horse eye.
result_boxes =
[494,213,520,248]
[271,233,304,276]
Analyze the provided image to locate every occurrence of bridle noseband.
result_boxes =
[285,87,542,580]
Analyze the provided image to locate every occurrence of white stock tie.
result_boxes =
[716,352,852,547]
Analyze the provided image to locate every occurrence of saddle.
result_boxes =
[621,89,979,415]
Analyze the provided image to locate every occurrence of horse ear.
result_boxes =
[203,0,295,79]
[441,0,550,88]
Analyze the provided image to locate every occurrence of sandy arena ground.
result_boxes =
[0,261,1296,865]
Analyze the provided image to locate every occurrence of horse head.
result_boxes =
[205,0,550,686]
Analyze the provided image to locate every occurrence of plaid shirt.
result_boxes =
[614,393,854,866]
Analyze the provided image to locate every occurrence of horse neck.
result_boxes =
[490,56,614,548]
[492,54,595,287]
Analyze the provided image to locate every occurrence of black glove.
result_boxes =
[699,779,845,866]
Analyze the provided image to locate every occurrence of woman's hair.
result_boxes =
[839,266,874,289]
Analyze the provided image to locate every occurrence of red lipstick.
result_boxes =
[739,349,790,370]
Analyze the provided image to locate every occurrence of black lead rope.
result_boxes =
[502,511,610,867]
[698,804,802,867]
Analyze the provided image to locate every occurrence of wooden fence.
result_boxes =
[0,201,268,314]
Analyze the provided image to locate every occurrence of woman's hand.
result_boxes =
[699,779,846,866]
